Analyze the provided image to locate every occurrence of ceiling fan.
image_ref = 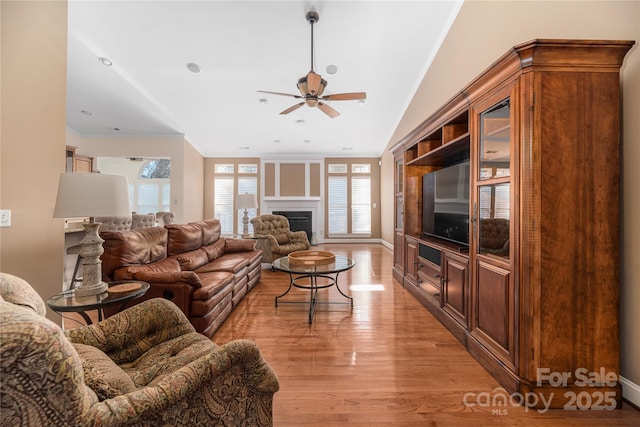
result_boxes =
[257,10,366,118]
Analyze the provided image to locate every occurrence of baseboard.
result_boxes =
[380,239,393,251]
[621,375,640,408]
[322,237,384,244]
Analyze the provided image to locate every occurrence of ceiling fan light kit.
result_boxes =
[257,10,366,118]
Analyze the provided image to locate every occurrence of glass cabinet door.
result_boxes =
[395,157,404,230]
[476,98,511,259]
[479,100,510,180]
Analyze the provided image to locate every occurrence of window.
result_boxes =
[213,161,259,235]
[239,164,258,174]
[328,164,347,173]
[352,164,371,174]
[124,159,171,214]
[141,159,170,178]
[237,177,257,235]
[214,177,234,234]
[215,164,234,173]
[327,162,373,236]
[351,177,371,233]
[328,176,348,234]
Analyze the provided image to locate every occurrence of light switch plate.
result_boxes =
[0,210,11,227]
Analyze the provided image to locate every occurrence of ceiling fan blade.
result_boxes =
[280,102,305,115]
[322,92,367,101]
[257,90,302,98]
[317,102,340,118]
[307,71,322,95]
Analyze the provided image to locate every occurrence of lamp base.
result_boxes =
[74,281,109,296]
[242,209,250,237]
[76,221,108,296]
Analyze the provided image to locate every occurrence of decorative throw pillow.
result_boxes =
[73,343,136,401]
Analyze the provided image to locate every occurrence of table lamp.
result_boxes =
[237,193,258,237]
[53,173,130,296]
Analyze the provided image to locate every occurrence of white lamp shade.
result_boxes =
[237,193,258,210]
[53,173,131,218]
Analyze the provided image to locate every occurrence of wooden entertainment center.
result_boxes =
[391,39,634,408]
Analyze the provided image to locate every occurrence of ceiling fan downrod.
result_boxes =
[306,11,319,72]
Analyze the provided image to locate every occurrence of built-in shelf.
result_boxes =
[407,133,470,167]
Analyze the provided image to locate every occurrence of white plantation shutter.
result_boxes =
[494,183,510,219]
[237,177,258,234]
[352,176,371,234]
[479,184,510,219]
[328,176,348,234]
[214,177,234,234]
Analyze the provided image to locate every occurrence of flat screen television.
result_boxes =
[422,161,470,246]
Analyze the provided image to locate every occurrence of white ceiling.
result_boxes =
[66,1,463,158]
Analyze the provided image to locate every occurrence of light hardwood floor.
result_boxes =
[212,243,640,426]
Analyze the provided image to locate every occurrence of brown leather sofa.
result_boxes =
[100,219,262,337]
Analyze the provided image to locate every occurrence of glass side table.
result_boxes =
[47,280,149,325]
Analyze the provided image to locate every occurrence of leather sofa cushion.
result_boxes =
[114,257,180,280]
[116,270,202,288]
[101,227,168,280]
[173,249,209,271]
[195,256,248,274]
[201,238,226,261]
[192,272,234,301]
[224,238,257,253]
[199,219,222,246]
[166,223,203,255]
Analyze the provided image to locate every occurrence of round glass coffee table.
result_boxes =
[47,280,149,325]
[271,255,355,324]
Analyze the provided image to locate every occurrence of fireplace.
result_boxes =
[273,211,312,242]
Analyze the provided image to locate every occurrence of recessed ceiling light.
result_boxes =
[239,146,250,150]
[98,57,112,66]
[113,127,120,131]
[80,110,92,116]
[304,140,311,144]
[259,98,268,104]
[295,119,305,125]
[326,64,338,75]
[186,63,201,74]
[342,147,353,151]
[274,139,281,143]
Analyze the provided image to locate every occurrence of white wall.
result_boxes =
[0,1,68,322]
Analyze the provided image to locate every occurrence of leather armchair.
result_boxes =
[0,273,279,426]
[479,218,510,256]
[250,214,310,263]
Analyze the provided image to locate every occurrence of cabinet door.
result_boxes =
[443,252,469,328]
[469,84,517,370]
[472,261,515,368]
[393,230,404,274]
[404,237,418,286]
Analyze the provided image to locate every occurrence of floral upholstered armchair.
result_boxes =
[0,272,279,426]
[250,214,310,264]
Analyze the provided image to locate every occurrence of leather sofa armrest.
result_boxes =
[224,238,257,253]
